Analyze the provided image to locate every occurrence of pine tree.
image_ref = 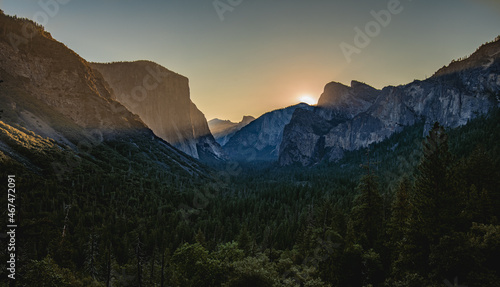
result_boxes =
[387,176,416,280]
[135,235,144,287]
[237,227,253,256]
[402,122,462,279]
[195,228,207,248]
[84,232,99,280]
[413,122,458,242]
[349,172,383,250]
[388,176,413,247]
[459,146,498,222]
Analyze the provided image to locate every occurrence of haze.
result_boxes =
[2,0,500,122]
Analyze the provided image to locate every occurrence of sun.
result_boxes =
[298,94,317,105]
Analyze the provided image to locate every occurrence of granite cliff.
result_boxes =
[91,61,223,160]
[223,103,313,161]
[279,38,500,166]
[208,116,255,146]
[0,12,206,174]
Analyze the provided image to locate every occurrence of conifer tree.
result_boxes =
[401,122,462,280]
[237,226,253,256]
[349,169,383,250]
[387,176,416,280]
[195,228,207,248]
[413,122,458,242]
[388,176,413,248]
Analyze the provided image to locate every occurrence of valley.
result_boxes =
[1,9,500,287]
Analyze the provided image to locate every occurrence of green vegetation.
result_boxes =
[1,108,499,286]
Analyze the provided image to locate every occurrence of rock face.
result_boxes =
[223,103,313,161]
[91,61,223,160]
[0,15,144,135]
[0,12,205,174]
[208,116,255,146]
[279,38,500,166]
[316,80,381,120]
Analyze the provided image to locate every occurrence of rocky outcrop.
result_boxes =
[223,103,313,161]
[91,61,223,160]
[279,108,335,166]
[0,15,144,135]
[189,102,225,161]
[279,38,500,166]
[316,80,380,120]
[0,12,205,174]
[208,115,255,146]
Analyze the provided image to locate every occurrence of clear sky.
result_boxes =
[2,0,500,122]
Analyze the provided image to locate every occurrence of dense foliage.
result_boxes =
[1,108,500,286]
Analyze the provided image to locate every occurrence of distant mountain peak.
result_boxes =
[208,118,231,124]
[208,115,256,147]
[280,38,500,166]
[222,103,313,161]
[316,80,380,121]
[241,115,256,122]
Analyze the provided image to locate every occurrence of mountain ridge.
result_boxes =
[223,103,313,161]
[208,115,255,146]
[279,37,500,166]
[91,61,224,160]
[0,12,207,175]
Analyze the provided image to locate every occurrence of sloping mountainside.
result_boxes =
[0,12,206,175]
[208,115,255,146]
[223,103,313,161]
[91,61,223,161]
[0,12,215,285]
[1,10,500,287]
[280,38,500,166]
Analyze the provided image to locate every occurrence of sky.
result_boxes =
[2,0,500,122]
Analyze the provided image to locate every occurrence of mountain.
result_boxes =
[316,80,381,120]
[208,115,255,146]
[223,103,313,161]
[280,38,500,166]
[0,12,206,175]
[91,61,223,161]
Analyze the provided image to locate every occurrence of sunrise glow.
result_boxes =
[298,94,317,106]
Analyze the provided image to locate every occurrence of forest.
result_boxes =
[1,107,500,287]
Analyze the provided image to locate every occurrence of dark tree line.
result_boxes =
[1,108,499,286]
